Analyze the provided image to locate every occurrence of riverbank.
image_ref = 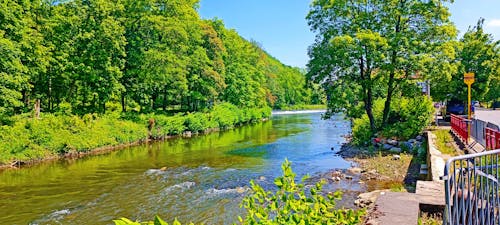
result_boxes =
[272,109,327,115]
[0,111,353,224]
[0,103,271,170]
[338,143,422,193]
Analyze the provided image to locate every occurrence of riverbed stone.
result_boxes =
[183,131,192,137]
[347,167,362,174]
[416,135,423,142]
[382,144,393,150]
[389,147,402,154]
[400,141,414,150]
[387,139,399,146]
[354,190,387,208]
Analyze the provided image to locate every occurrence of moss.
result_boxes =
[432,129,458,155]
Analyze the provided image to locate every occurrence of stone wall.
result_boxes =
[426,131,446,182]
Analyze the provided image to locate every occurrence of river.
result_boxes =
[0,112,363,225]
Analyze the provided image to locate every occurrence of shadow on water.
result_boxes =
[0,113,359,225]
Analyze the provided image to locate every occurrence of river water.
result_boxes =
[0,113,363,225]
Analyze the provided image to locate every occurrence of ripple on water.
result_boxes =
[31,209,71,224]
[162,182,196,194]
[204,187,249,198]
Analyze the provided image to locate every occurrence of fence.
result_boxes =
[471,119,487,147]
[451,114,470,144]
[485,128,500,150]
[443,149,500,225]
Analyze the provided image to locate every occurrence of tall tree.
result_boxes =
[68,0,126,113]
[453,19,499,103]
[307,0,456,131]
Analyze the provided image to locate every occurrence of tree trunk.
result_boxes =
[162,89,167,111]
[382,13,402,126]
[382,70,395,126]
[121,92,127,112]
[359,54,376,132]
[364,87,376,132]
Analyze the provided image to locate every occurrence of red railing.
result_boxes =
[451,114,469,144]
[485,127,500,150]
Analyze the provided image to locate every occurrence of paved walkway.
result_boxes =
[368,192,419,225]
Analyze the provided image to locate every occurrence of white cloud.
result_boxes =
[486,19,500,28]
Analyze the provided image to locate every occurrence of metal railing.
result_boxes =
[451,114,470,144]
[486,128,500,150]
[471,119,488,147]
[443,149,500,225]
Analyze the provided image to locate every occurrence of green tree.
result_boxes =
[434,19,500,103]
[0,0,49,116]
[307,0,456,131]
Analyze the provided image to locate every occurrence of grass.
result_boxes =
[418,212,442,225]
[432,129,458,155]
[361,152,414,180]
[354,152,419,192]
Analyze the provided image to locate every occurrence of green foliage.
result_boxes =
[113,216,193,225]
[0,102,271,164]
[380,96,434,139]
[0,114,147,163]
[432,18,500,103]
[307,0,457,131]
[0,0,318,116]
[352,96,434,145]
[239,159,364,224]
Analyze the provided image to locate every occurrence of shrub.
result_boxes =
[0,102,272,164]
[239,159,363,224]
[352,96,434,145]
[113,216,194,225]
[211,102,240,128]
[184,112,210,133]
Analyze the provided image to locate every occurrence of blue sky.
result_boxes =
[198,0,500,68]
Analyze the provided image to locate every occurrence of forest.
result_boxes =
[0,0,324,164]
[0,0,321,118]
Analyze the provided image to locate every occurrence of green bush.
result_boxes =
[239,159,363,224]
[113,216,194,225]
[211,102,240,128]
[0,102,272,164]
[352,96,434,145]
[113,160,364,225]
[184,112,210,133]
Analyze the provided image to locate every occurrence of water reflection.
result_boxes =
[0,113,355,225]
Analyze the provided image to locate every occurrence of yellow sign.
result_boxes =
[464,72,475,85]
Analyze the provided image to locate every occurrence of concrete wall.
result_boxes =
[426,131,445,182]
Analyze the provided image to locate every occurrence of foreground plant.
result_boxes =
[114,160,363,225]
[239,159,363,225]
[113,216,194,225]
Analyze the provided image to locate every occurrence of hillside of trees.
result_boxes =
[0,0,321,118]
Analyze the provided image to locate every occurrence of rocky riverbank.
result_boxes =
[336,138,424,209]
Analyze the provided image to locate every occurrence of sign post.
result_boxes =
[464,72,475,139]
